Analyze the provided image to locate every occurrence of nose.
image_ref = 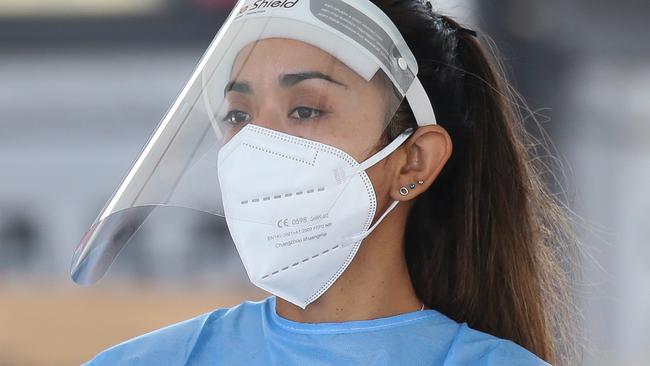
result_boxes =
[218,102,286,143]
[250,102,288,134]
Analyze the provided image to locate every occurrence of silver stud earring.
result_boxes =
[417,180,424,185]
[408,183,416,189]
[399,186,409,196]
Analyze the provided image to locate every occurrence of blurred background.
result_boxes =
[0,0,648,364]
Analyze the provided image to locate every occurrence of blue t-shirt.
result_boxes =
[86,296,549,365]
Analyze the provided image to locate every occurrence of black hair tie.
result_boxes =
[457,27,478,37]
[422,0,478,38]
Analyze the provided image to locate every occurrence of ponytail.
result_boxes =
[375,1,578,364]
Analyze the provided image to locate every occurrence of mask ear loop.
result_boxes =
[347,127,415,177]
[341,127,416,246]
[342,199,400,246]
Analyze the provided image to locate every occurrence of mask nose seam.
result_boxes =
[248,124,360,168]
[242,142,319,166]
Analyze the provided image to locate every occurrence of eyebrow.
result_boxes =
[224,80,251,96]
[279,72,348,88]
[224,71,347,96]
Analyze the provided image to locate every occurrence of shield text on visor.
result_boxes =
[70,0,437,308]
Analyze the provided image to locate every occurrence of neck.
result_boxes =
[275,202,422,323]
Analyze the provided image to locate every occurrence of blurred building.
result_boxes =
[0,0,245,285]
[479,1,650,364]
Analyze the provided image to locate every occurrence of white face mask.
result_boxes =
[217,123,414,308]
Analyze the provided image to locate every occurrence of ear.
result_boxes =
[388,125,452,201]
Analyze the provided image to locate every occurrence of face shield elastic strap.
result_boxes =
[340,127,415,246]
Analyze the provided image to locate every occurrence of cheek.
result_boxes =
[364,160,392,204]
[348,96,391,160]
[323,86,387,160]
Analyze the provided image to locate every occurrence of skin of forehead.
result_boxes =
[230,38,368,87]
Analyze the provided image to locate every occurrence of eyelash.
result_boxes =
[289,106,324,120]
[221,106,325,124]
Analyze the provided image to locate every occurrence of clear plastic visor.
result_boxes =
[71,11,411,285]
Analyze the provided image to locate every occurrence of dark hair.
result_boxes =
[373,0,579,364]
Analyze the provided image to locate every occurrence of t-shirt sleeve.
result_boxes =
[82,312,214,366]
[479,340,551,366]
[443,324,551,366]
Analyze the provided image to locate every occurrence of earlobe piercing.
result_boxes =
[401,180,425,196]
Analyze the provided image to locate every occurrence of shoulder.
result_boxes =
[83,298,269,366]
[443,323,551,366]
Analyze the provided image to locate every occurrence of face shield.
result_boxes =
[71,0,437,291]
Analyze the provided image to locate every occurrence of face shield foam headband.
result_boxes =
[70,0,438,309]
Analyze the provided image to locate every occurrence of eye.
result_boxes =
[222,110,251,124]
[289,107,323,120]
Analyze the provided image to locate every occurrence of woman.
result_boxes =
[78,0,577,364]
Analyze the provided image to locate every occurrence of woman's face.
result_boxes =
[220,38,397,162]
